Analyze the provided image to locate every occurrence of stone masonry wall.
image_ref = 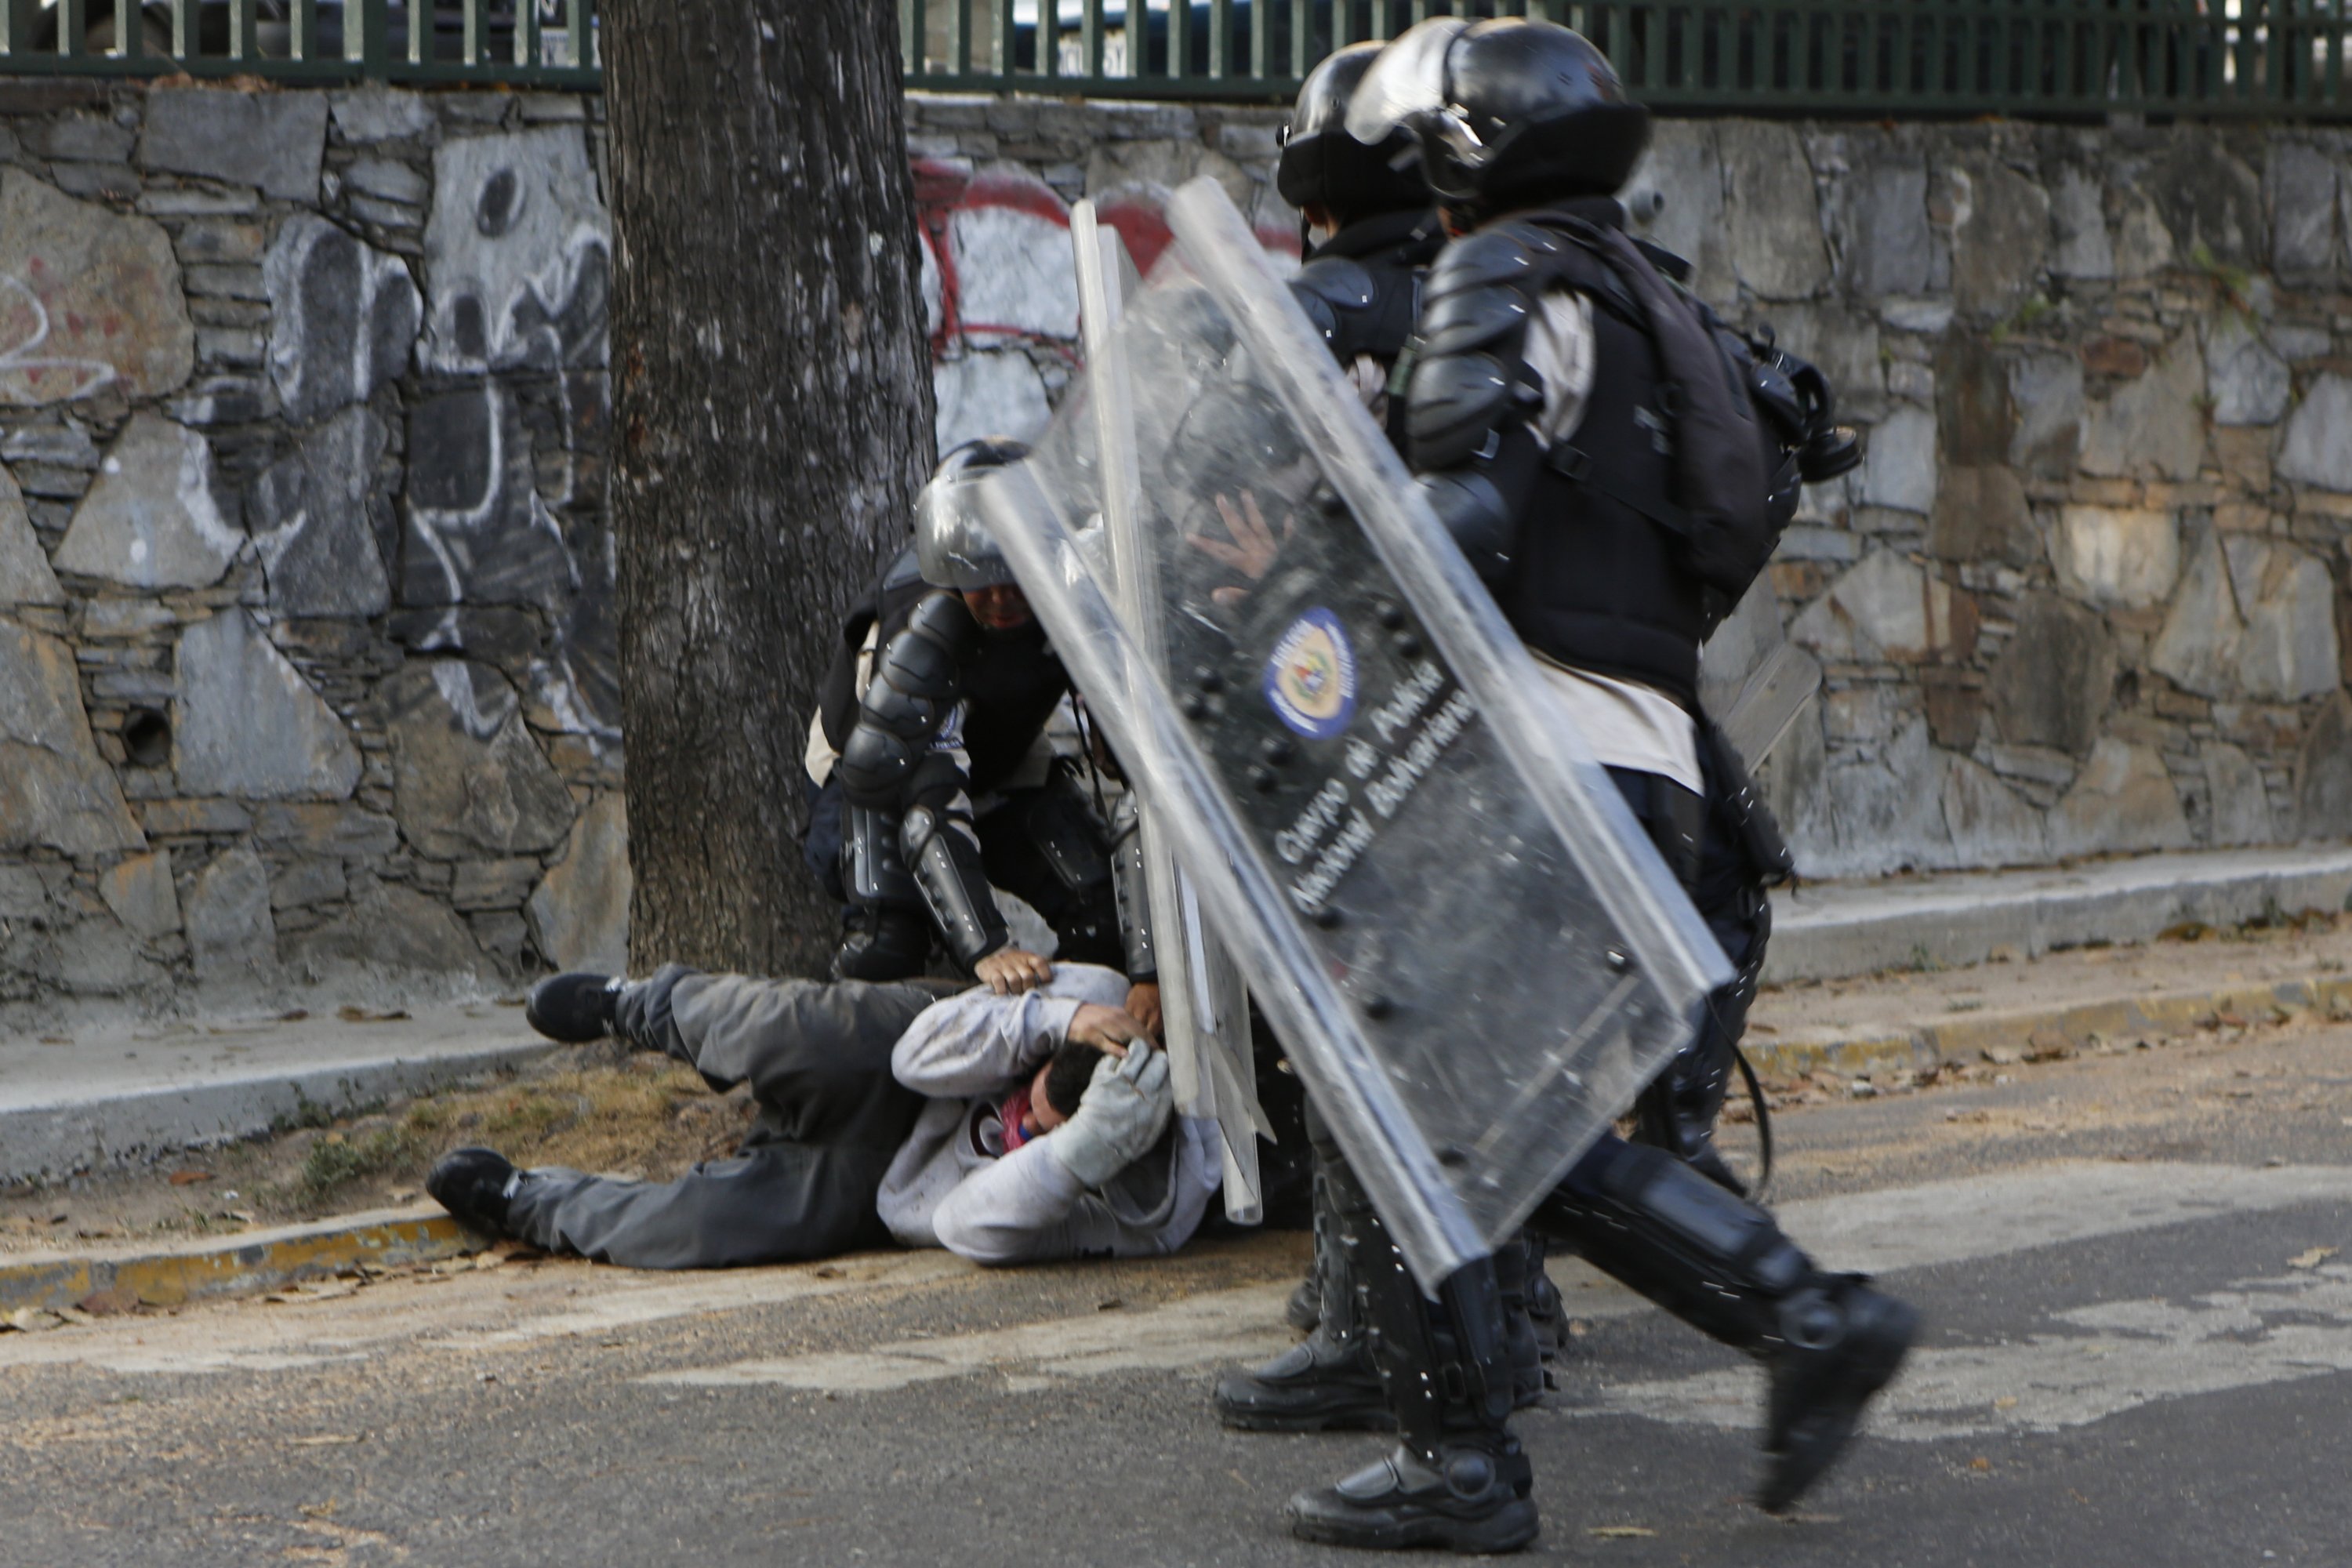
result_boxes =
[902,96,2352,883]
[3,83,2350,1018]
[0,79,623,1028]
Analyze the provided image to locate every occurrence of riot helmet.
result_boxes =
[1345,18,1650,214]
[914,437,1029,591]
[1276,42,1431,223]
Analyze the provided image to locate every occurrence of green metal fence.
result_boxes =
[0,0,597,85]
[902,0,2352,117]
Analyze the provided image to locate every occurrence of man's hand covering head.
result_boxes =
[1047,1041,1175,1188]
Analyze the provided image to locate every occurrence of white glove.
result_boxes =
[1047,1042,1174,1189]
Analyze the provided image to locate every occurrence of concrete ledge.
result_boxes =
[0,1204,488,1317]
[1766,844,2352,985]
[1748,973,2352,1081]
[0,1011,557,1183]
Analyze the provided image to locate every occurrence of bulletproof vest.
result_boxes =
[1406,199,1771,706]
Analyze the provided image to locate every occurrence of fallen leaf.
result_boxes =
[1980,1045,2020,1065]
[0,1308,67,1334]
[286,1435,362,1447]
[2289,1247,2339,1269]
[1994,1396,2020,1410]
[225,1210,257,1224]
[1096,1298,1124,1312]
[1969,1457,1992,1472]
[336,1004,412,1023]
[168,1170,213,1186]
[811,1265,843,1280]
[278,1008,310,1022]
[1588,1526,1655,1539]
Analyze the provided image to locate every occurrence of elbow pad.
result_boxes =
[1419,469,1519,585]
[902,804,1008,969]
[836,593,979,806]
[1108,793,1157,982]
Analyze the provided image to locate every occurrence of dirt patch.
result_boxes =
[0,1044,757,1254]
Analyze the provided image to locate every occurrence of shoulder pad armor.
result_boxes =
[1406,350,1516,470]
[1421,221,1561,303]
[1294,254,1379,314]
[1288,275,1343,347]
[837,593,978,804]
[1415,283,1531,361]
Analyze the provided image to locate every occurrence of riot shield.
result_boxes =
[982,179,1732,1290]
[1070,199,1267,1225]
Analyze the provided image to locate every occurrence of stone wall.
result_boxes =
[902,96,2352,883]
[0,79,624,1027]
[2,82,2349,1020]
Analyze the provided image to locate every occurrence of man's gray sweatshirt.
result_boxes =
[874,964,1223,1265]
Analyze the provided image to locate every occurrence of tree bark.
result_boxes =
[604,0,935,976]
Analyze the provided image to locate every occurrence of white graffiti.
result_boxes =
[0,274,118,401]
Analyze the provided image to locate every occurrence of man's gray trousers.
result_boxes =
[503,965,942,1269]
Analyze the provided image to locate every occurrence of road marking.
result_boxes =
[1582,1265,2352,1441]
[648,1161,2352,1399]
[1549,1160,2352,1319]
[460,1252,967,1348]
[644,1282,1295,1393]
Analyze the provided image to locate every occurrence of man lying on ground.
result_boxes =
[425,962,1220,1269]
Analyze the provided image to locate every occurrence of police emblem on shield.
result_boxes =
[1266,609,1358,740]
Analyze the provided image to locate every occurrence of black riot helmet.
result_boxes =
[1276,42,1431,223]
[1345,17,1650,215]
[914,437,1029,591]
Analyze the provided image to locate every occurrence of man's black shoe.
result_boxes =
[1214,1333,1395,1433]
[1285,1272,1321,1332]
[428,1147,521,1234]
[524,972,622,1044]
[832,907,931,982]
[1757,1277,1918,1513]
[1286,1443,1538,1554]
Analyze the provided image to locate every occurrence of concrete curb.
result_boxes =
[1766,844,2352,984]
[1,1037,558,1185]
[0,1204,489,1318]
[1746,973,2352,1080]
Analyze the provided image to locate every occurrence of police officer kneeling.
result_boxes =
[1279,20,1917,1552]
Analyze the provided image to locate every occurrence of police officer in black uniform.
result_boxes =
[805,441,1160,1025]
[1277,20,1912,1552]
[1210,40,1572,1442]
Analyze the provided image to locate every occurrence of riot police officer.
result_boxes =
[804,441,1160,1024]
[1210,39,1571,1442]
[1277,20,1912,1552]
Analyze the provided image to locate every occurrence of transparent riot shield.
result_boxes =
[981,179,1732,1290]
[1071,199,1268,1224]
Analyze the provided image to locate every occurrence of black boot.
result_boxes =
[1537,1136,1917,1514]
[427,1147,521,1234]
[1493,1232,1549,1406]
[1284,1156,1537,1554]
[831,903,931,981]
[1218,1123,1392,1432]
[524,972,623,1044]
[1759,1276,1918,1512]
[1519,1231,1571,1363]
[1284,1274,1321,1332]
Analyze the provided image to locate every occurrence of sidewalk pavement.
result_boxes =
[5,842,2348,1188]
[1,1004,554,1184]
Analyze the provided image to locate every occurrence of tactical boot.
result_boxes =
[1758,1276,1918,1513]
[831,906,931,982]
[1521,1233,1572,1362]
[427,1148,522,1235]
[524,972,623,1044]
[1215,1330,1395,1432]
[1286,1441,1537,1555]
[1284,1272,1321,1332]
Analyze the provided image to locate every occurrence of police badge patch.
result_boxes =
[1265,608,1359,740]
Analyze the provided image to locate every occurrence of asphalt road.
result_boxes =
[2,1011,2348,1568]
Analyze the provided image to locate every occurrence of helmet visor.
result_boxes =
[1341,18,1467,147]
[915,477,1015,590]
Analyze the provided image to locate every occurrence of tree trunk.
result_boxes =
[604,0,935,977]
